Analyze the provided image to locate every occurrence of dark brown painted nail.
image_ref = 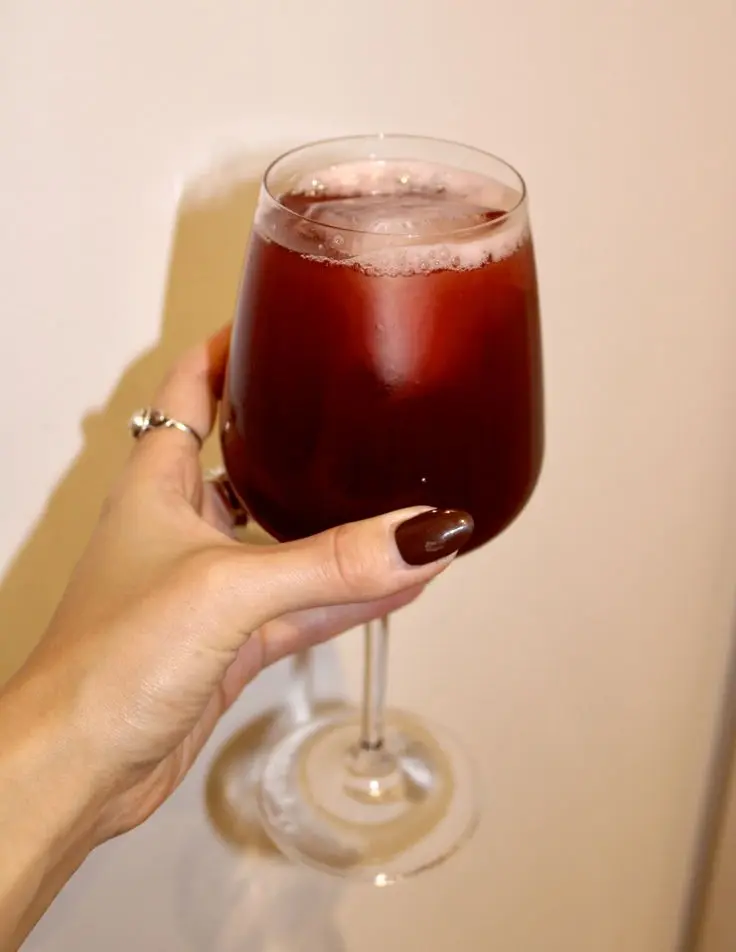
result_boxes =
[208,470,249,526]
[394,509,474,566]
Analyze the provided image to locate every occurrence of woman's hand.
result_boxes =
[7,327,472,849]
[0,326,472,950]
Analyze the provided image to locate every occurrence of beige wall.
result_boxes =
[1,2,735,950]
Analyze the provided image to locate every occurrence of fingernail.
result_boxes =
[394,509,474,566]
[205,469,250,526]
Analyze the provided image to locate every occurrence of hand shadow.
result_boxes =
[0,150,269,684]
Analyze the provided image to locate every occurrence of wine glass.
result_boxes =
[219,134,544,882]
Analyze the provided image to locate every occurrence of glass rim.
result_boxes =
[262,133,528,240]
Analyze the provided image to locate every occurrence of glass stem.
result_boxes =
[289,650,313,728]
[359,615,390,750]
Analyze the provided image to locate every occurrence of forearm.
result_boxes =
[0,670,103,950]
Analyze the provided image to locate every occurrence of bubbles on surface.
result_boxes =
[259,159,528,275]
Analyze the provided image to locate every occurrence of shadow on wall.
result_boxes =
[206,694,350,857]
[192,697,351,952]
[0,153,267,685]
[1,147,350,952]
[677,594,736,952]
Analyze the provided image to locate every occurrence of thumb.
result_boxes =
[222,507,474,632]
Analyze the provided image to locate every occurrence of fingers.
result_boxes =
[200,477,239,538]
[203,469,249,529]
[130,325,231,480]
[256,584,425,669]
[221,507,473,634]
[205,586,426,722]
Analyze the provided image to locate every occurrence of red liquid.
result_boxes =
[221,175,543,552]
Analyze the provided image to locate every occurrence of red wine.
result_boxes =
[221,160,543,551]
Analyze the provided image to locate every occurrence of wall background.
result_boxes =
[1,1,734,949]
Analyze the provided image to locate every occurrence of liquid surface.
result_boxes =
[221,159,543,550]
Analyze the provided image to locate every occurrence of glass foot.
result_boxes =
[257,708,479,883]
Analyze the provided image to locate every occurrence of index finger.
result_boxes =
[129,324,232,483]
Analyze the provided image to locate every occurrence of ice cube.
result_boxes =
[304,194,493,238]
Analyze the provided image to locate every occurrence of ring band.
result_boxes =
[129,408,204,449]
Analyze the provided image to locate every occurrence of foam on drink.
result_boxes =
[258,160,529,276]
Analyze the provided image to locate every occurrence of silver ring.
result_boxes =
[129,408,204,449]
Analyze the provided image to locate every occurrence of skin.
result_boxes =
[0,328,460,951]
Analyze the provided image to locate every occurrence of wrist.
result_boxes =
[0,666,109,947]
[0,663,110,841]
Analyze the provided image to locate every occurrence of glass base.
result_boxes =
[257,708,479,884]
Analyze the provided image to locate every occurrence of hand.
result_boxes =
[15,327,472,844]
